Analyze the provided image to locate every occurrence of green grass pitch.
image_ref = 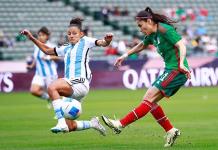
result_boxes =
[0,87,218,150]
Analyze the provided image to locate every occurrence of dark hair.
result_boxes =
[69,17,83,30]
[38,26,50,36]
[136,7,177,27]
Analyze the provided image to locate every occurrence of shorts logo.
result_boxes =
[160,72,169,82]
[70,77,85,84]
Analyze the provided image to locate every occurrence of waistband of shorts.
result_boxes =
[64,77,90,87]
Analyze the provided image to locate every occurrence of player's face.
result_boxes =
[67,26,84,44]
[38,32,49,43]
[136,19,154,35]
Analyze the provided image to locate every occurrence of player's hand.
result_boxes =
[26,65,33,70]
[20,29,32,39]
[104,33,113,43]
[114,53,128,67]
[179,64,191,79]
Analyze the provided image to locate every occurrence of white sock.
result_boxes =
[40,92,50,100]
[52,99,64,123]
[75,120,93,131]
[167,127,176,133]
[117,120,123,128]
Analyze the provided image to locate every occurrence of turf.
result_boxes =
[0,87,218,150]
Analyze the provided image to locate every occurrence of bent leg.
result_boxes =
[30,75,50,100]
[30,84,44,97]
[48,78,73,133]
[119,87,163,127]
[65,118,106,136]
[47,78,73,100]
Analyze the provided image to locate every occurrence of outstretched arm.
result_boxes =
[21,29,55,55]
[114,41,146,67]
[124,41,146,56]
[96,33,113,47]
[42,55,62,61]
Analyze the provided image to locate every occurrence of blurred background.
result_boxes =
[0,1,218,150]
[0,0,218,92]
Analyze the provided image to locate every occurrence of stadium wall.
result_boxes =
[0,57,218,93]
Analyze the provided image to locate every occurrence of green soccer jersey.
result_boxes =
[143,23,189,70]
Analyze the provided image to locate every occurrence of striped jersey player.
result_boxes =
[22,18,113,135]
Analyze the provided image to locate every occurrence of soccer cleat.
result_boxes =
[91,117,106,136]
[101,115,122,134]
[164,128,181,147]
[50,122,69,134]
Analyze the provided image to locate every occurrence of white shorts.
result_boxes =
[63,78,89,101]
[31,75,57,88]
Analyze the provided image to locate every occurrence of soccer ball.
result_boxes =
[61,98,82,120]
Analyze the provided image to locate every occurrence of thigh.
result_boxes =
[50,78,73,97]
[153,70,187,97]
[143,86,164,103]
[30,84,43,94]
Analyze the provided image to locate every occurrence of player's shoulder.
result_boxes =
[46,41,56,47]
[158,23,175,33]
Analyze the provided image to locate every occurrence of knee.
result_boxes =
[30,87,40,96]
[143,91,154,101]
[47,84,56,95]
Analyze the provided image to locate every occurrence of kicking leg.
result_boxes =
[102,87,162,134]
[30,84,49,100]
[30,83,51,109]
[48,78,73,133]
[56,118,106,136]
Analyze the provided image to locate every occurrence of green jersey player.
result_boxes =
[102,7,191,147]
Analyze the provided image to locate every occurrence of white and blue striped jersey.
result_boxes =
[54,36,97,81]
[33,41,57,77]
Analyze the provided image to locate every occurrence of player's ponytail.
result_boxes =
[136,7,177,27]
[69,17,83,30]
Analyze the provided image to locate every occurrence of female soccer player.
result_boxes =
[21,18,113,135]
[27,27,58,108]
[102,7,191,147]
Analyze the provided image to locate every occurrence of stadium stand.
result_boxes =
[0,0,131,60]
[72,0,217,36]
[0,0,217,60]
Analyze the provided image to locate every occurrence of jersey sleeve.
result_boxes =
[163,28,182,45]
[85,37,98,48]
[143,36,152,46]
[47,42,56,48]
[54,45,67,57]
